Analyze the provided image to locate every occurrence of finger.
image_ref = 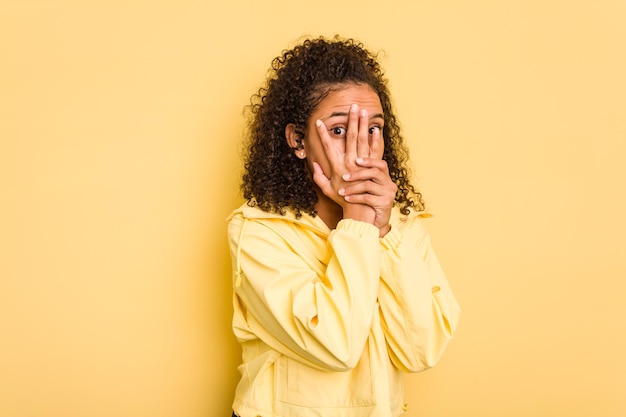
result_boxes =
[341,181,381,197]
[357,108,369,159]
[312,161,332,194]
[355,157,389,170]
[315,119,343,171]
[341,180,394,199]
[343,191,394,208]
[369,125,384,159]
[350,159,391,182]
[343,167,386,185]
[344,104,359,167]
[343,189,397,212]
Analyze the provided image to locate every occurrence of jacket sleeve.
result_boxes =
[377,214,460,372]
[229,214,381,371]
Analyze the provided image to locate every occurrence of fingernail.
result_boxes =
[342,173,350,180]
[360,109,367,117]
[351,104,358,112]
[338,188,345,196]
[356,158,363,164]
[316,119,322,127]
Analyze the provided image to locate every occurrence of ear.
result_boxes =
[285,123,306,159]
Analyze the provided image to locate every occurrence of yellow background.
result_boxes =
[1,1,625,416]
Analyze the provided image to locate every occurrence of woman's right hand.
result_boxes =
[312,104,379,225]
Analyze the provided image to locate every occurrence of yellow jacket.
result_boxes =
[227,203,460,417]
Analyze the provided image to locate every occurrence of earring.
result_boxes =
[299,151,305,157]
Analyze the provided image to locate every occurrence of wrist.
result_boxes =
[378,223,391,238]
[342,203,375,224]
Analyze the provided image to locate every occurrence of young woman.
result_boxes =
[227,36,460,417]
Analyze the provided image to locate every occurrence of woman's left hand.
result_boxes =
[339,156,397,236]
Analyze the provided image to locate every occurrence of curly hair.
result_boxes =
[241,35,424,217]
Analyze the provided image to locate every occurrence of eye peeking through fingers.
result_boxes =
[369,126,382,135]
[329,126,381,138]
[330,126,347,137]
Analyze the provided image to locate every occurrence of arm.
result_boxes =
[229,213,381,371]
[377,214,461,372]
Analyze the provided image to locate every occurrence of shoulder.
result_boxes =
[387,206,436,245]
[227,202,300,221]
[227,202,321,241]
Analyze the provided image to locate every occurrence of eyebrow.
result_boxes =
[328,111,385,120]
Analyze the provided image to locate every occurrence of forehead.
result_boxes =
[312,83,382,115]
